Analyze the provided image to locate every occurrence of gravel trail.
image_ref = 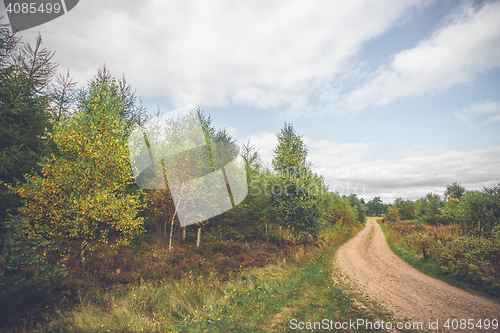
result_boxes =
[335,218,500,332]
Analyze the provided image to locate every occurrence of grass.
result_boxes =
[378,221,500,298]
[52,251,369,332]
[363,227,374,251]
[1,220,416,332]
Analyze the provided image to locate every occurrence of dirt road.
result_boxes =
[335,218,500,332]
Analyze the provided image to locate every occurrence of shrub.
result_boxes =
[437,235,500,285]
[406,232,433,259]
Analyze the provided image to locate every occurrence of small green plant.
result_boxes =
[405,232,433,259]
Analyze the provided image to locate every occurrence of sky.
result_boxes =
[2,0,499,203]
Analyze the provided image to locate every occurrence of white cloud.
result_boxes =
[454,100,500,128]
[342,1,500,113]
[239,133,500,203]
[304,137,372,167]
[319,146,500,202]
[241,133,373,170]
[19,0,427,113]
[394,145,447,157]
[224,125,238,137]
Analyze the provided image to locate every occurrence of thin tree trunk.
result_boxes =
[80,238,87,266]
[168,206,178,253]
[163,210,166,236]
[0,237,8,265]
[182,227,186,242]
[197,227,201,247]
[169,188,183,252]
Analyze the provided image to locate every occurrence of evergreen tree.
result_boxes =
[47,70,78,123]
[241,138,262,179]
[0,31,56,245]
[444,182,466,201]
[77,65,147,135]
[270,123,322,236]
[272,122,309,175]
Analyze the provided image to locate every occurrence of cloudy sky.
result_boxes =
[2,0,499,203]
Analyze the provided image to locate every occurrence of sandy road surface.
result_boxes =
[335,218,500,332]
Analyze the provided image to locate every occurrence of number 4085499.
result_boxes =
[443,319,498,330]
[6,2,62,14]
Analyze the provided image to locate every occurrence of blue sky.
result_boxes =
[2,0,499,202]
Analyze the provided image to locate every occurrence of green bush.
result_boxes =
[344,194,366,224]
[405,231,433,259]
[437,235,500,285]
[384,206,400,223]
[456,185,500,237]
[392,198,415,220]
[320,193,357,228]
[415,193,446,225]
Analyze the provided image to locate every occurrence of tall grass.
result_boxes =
[41,224,391,332]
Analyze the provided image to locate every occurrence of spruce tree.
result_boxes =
[0,30,56,241]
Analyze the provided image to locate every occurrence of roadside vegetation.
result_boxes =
[0,28,392,332]
[379,184,500,298]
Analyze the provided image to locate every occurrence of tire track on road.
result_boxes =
[335,218,500,332]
